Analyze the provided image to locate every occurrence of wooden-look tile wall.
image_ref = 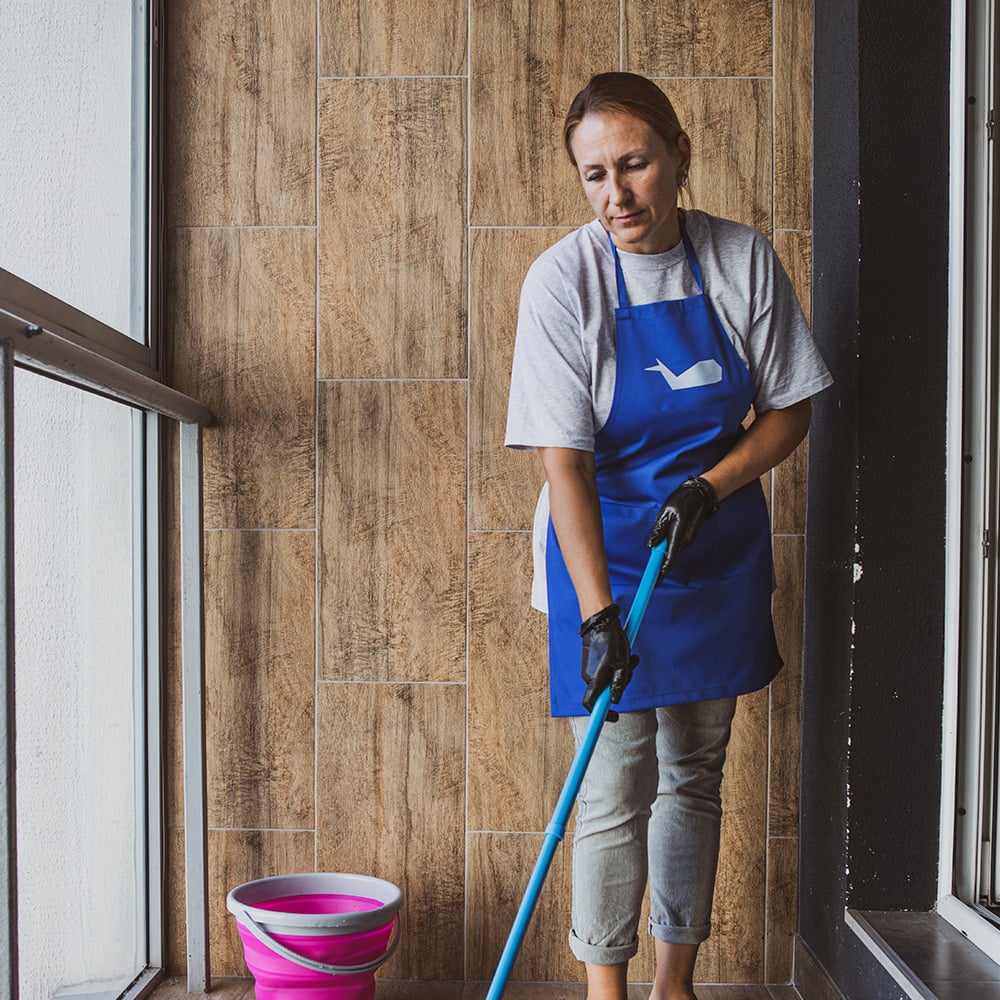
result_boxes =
[318,79,467,379]
[166,0,315,227]
[625,0,772,77]
[316,682,466,979]
[469,1,617,226]
[164,0,816,985]
[167,228,315,529]
[318,381,467,683]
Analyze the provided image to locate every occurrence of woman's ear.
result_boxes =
[676,132,692,174]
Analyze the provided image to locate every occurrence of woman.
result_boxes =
[504,73,832,1000]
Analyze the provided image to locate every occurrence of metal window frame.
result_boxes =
[952,0,994,910]
[143,411,165,982]
[0,321,213,1000]
[1,343,16,1000]
[180,420,210,993]
[0,0,214,988]
[133,408,152,976]
[939,0,1000,961]
[0,0,163,375]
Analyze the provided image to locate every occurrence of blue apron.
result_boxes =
[545,218,782,716]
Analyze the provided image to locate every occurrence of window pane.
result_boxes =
[13,369,145,998]
[0,1,145,339]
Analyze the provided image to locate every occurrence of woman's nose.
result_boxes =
[608,173,630,205]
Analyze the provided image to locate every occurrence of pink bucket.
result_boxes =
[227,873,403,1000]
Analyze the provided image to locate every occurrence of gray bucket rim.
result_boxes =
[227,872,403,936]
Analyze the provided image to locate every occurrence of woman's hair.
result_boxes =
[563,72,687,167]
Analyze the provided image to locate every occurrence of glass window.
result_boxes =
[0,0,148,341]
[944,0,1000,959]
[0,2,186,994]
[12,369,149,998]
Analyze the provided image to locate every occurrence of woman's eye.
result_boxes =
[627,161,647,171]
[585,173,604,182]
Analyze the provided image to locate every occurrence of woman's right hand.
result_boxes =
[579,603,638,721]
[538,447,635,716]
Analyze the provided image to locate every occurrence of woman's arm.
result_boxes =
[700,398,812,501]
[647,399,813,582]
[537,446,613,619]
[538,445,636,716]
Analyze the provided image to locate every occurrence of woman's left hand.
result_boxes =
[649,399,813,585]
[647,476,719,584]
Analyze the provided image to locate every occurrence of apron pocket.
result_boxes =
[600,497,721,590]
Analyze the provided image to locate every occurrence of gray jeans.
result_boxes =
[567,696,737,965]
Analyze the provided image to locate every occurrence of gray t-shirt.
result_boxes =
[504,209,833,611]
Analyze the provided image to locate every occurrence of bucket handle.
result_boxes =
[239,910,401,977]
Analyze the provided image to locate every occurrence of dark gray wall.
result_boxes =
[801,0,950,997]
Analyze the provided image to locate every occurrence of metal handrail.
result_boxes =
[0,309,211,427]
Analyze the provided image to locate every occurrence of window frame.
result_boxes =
[939,0,1000,961]
[0,342,196,1000]
[1,0,160,361]
[0,0,161,373]
[0,0,213,995]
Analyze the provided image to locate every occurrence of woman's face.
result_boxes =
[569,111,691,255]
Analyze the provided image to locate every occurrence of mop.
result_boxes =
[485,538,668,999]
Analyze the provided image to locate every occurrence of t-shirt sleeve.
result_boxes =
[744,235,833,412]
[505,255,597,451]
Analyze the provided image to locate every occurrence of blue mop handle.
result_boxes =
[484,539,667,1000]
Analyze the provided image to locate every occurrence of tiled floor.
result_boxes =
[150,975,800,1000]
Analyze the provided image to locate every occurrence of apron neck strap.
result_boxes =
[677,217,705,295]
[607,230,631,307]
[677,213,704,291]
[606,211,703,309]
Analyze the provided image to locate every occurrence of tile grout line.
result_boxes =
[166,224,317,231]
[464,0,473,979]
[210,827,316,834]
[313,0,321,876]
[203,526,315,533]
[315,679,470,686]
[317,376,469,383]
[469,528,532,534]
[318,73,468,80]
[619,0,624,70]
[765,2,777,975]
[467,224,578,231]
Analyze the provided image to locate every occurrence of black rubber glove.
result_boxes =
[647,475,720,585]
[580,603,638,721]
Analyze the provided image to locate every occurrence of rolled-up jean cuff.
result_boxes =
[648,917,711,945]
[568,929,639,965]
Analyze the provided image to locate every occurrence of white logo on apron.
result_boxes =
[644,358,723,389]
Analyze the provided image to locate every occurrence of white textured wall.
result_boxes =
[0,0,134,335]
[14,370,139,997]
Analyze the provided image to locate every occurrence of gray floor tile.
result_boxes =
[149,978,256,999]
[924,984,1000,1000]
[766,987,800,1000]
